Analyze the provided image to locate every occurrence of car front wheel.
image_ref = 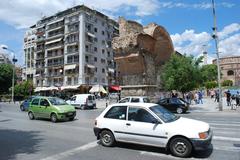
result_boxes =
[100,130,115,147]
[28,112,35,120]
[50,113,58,123]
[176,108,183,114]
[20,105,24,111]
[169,137,192,158]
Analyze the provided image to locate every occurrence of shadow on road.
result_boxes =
[115,142,213,159]
[0,129,43,160]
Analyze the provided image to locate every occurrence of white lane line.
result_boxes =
[40,141,98,160]
[140,151,210,160]
[213,146,240,152]
[211,127,240,131]
[214,136,240,142]
[209,123,240,127]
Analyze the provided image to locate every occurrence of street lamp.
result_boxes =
[1,46,18,102]
[211,0,223,111]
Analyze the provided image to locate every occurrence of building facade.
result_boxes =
[0,51,11,64]
[213,56,240,86]
[23,5,118,92]
[112,17,174,97]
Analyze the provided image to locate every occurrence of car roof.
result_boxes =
[110,102,157,108]
[122,96,149,99]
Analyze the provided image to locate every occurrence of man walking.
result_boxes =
[226,90,231,106]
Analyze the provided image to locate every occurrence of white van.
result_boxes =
[66,94,96,109]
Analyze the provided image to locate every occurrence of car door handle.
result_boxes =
[126,123,131,126]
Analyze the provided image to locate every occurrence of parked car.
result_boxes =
[28,97,76,122]
[157,98,189,114]
[118,96,150,103]
[20,96,36,111]
[93,103,212,158]
[66,94,96,109]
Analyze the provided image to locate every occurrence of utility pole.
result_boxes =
[211,0,223,111]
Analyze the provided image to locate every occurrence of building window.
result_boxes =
[101,59,106,64]
[227,70,234,76]
[102,49,105,54]
[94,47,98,52]
[107,51,110,57]
[94,77,98,82]
[102,31,105,35]
[94,37,98,42]
[94,27,98,32]
[102,68,105,73]
[102,78,105,83]
[95,68,97,72]
[94,57,97,62]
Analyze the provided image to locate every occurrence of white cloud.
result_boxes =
[171,23,240,58]
[158,1,235,9]
[0,0,160,29]
[218,23,240,39]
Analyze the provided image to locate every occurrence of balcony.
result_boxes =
[47,62,64,67]
[35,55,44,60]
[46,73,63,78]
[46,52,64,59]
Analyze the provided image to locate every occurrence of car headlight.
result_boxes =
[199,131,209,139]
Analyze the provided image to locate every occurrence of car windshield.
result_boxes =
[48,97,68,105]
[150,105,179,123]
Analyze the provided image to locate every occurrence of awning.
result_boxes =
[87,32,96,38]
[47,18,64,25]
[109,85,121,91]
[45,38,62,45]
[61,85,80,90]
[64,64,76,70]
[34,86,59,92]
[89,84,107,94]
[86,64,95,69]
[108,68,115,73]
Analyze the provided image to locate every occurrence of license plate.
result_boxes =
[68,112,73,116]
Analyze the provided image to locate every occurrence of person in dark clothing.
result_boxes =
[236,91,240,107]
[226,90,231,106]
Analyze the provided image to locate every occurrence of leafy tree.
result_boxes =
[200,64,217,84]
[0,64,14,93]
[14,80,34,99]
[161,54,202,95]
[204,81,217,89]
[221,80,233,87]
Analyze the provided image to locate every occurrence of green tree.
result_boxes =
[221,80,233,87]
[14,80,34,99]
[204,81,217,89]
[0,64,14,93]
[200,64,217,84]
[161,54,202,95]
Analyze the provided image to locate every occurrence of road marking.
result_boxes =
[140,151,210,160]
[40,141,98,160]
[213,145,240,152]
[210,123,240,127]
[214,136,240,142]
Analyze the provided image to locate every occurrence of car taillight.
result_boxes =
[94,120,97,126]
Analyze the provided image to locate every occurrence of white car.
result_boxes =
[93,103,212,158]
[118,96,150,103]
[66,94,96,109]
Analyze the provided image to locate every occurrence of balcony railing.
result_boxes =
[47,62,64,67]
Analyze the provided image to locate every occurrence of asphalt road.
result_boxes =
[0,103,240,160]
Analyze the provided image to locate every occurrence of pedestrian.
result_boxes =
[236,91,240,107]
[214,90,219,102]
[210,89,215,99]
[194,92,199,104]
[226,90,231,106]
[198,91,203,104]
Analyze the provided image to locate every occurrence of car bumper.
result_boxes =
[190,130,213,150]
[93,127,101,139]
[58,111,76,119]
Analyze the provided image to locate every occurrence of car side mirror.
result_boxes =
[152,119,161,124]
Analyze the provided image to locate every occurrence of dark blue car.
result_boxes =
[20,96,36,111]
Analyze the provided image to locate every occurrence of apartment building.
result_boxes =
[23,28,36,81]
[23,5,119,92]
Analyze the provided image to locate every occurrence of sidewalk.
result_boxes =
[189,97,240,113]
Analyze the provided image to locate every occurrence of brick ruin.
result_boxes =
[112,17,174,97]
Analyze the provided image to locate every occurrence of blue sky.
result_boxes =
[0,0,239,65]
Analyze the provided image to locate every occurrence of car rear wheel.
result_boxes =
[28,112,34,120]
[176,108,183,114]
[100,130,115,147]
[169,137,192,158]
[20,105,24,111]
[50,113,58,123]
